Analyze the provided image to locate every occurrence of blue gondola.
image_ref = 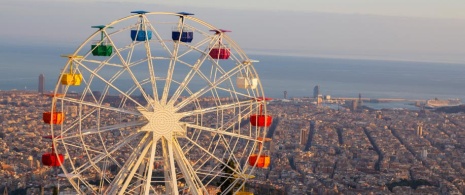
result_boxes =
[130,10,152,41]
[131,30,152,41]
[172,12,195,42]
[172,28,193,43]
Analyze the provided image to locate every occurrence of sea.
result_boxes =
[1,43,465,110]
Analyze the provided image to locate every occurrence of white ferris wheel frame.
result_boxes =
[47,11,270,195]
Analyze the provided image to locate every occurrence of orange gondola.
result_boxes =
[42,93,65,125]
[248,137,272,168]
[43,112,64,124]
[248,154,270,168]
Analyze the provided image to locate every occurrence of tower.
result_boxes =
[358,93,363,106]
[283,91,287,99]
[313,85,320,98]
[38,74,45,94]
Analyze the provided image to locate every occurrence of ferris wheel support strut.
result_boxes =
[118,137,153,195]
[173,138,206,195]
[143,133,160,195]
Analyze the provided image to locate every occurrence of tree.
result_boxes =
[52,186,58,195]
[217,159,237,195]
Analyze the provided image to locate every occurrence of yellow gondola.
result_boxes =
[60,55,83,86]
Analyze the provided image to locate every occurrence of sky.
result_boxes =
[156,0,465,19]
[1,0,465,63]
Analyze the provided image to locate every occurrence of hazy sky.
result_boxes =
[2,0,465,63]
[156,0,465,19]
[49,0,465,19]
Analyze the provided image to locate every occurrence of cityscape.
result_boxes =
[1,1,465,195]
[0,73,464,194]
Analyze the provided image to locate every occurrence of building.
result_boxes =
[300,128,308,145]
[358,93,363,106]
[38,74,45,94]
[421,148,428,159]
[416,123,423,137]
[313,85,320,98]
[284,91,287,99]
[351,100,358,111]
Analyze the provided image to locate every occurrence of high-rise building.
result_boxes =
[27,156,34,169]
[421,148,428,159]
[38,74,45,94]
[351,100,358,111]
[300,128,308,145]
[283,91,287,99]
[313,85,320,98]
[416,123,423,137]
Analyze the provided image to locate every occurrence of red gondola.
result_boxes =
[209,29,232,60]
[42,144,64,167]
[42,153,64,167]
[250,97,273,127]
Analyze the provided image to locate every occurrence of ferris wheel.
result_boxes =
[43,11,273,194]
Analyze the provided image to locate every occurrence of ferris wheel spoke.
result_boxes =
[185,123,256,142]
[61,97,141,116]
[143,133,160,195]
[168,37,220,105]
[145,17,173,57]
[181,99,254,117]
[78,64,147,108]
[61,121,146,139]
[174,64,246,111]
[161,137,179,195]
[216,134,243,170]
[94,31,150,106]
[109,132,152,195]
[103,37,155,106]
[122,62,154,108]
[143,37,159,103]
[73,132,143,177]
[104,132,149,194]
[172,138,207,194]
[81,59,124,68]
[183,136,241,176]
[215,86,257,99]
[176,36,213,59]
[161,20,185,104]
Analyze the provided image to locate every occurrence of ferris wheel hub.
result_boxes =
[138,103,185,137]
